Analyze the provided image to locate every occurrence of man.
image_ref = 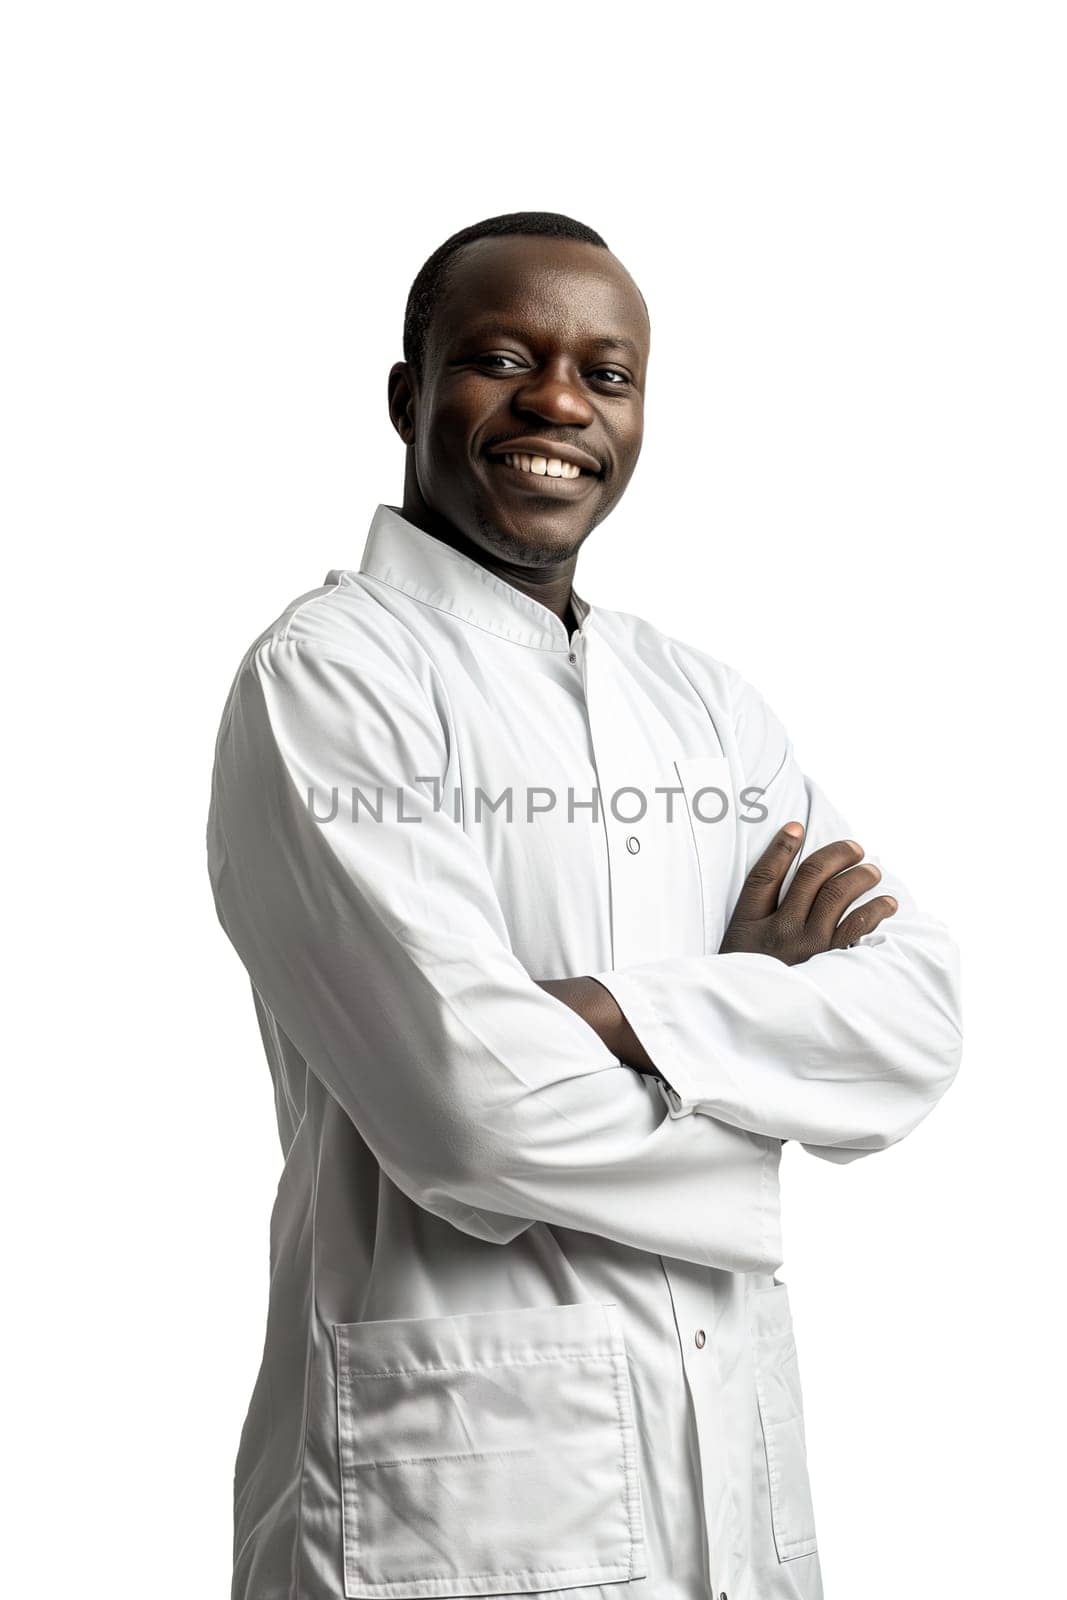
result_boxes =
[207,211,962,1600]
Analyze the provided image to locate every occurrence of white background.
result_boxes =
[4,4,1063,1596]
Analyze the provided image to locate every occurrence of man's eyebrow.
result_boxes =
[454,326,642,359]
[589,335,642,358]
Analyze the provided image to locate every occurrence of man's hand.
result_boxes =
[719,823,898,965]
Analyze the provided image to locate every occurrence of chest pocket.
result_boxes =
[332,1300,648,1597]
[750,1282,820,1561]
[674,755,737,954]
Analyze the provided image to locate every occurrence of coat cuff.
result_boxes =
[591,966,784,1270]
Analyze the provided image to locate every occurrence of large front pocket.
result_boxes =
[750,1282,819,1561]
[333,1300,648,1597]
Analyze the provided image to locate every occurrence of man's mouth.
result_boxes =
[485,437,603,481]
[500,452,585,480]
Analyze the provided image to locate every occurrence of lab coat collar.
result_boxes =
[354,503,591,650]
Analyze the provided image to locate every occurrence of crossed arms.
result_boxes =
[208,635,962,1274]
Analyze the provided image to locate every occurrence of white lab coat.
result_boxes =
[207,503,962,1600]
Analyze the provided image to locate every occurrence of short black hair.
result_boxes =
[402,211,610,385]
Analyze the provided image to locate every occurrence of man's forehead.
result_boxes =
[435,238,649,348]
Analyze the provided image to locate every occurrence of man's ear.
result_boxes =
[387,361,415,446]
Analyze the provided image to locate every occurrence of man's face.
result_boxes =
[401,236,649,566]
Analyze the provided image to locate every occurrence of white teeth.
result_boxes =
[503,453,583,479]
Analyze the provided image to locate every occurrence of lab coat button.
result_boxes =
[568,651,578,664]
[626,835,641,854]
[695,1328,706,1348]
[719,1592,728,1599]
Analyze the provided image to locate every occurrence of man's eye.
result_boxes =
[478,354,524,370]
[592,369,630,387]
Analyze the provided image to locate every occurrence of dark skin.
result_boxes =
[389,235,647,634]
[387,235,898,1083]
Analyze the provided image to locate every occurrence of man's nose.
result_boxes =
[512,361,596,426]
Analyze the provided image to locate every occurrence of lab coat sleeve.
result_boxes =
[207,635,782,1269]
[588,671,963,1161]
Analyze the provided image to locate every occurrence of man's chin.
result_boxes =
[472,503,593,566]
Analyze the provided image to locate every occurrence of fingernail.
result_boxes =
[845,839,863,852]
[783,822,804,838]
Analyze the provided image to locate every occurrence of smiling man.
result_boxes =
[207,212,962,1600]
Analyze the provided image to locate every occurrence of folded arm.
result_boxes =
[581,675,963,1162]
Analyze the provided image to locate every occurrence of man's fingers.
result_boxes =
[806,861,883,941]
[730,823,806,922]
[779,837,866,920]
[830,895,899,950]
